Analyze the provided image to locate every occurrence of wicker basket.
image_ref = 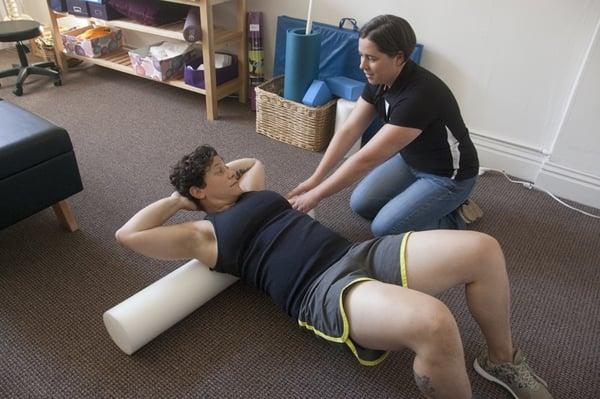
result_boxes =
[255,76,337,152]
[30,26,56,62]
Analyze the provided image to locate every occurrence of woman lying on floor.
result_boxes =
[115,145,553,399]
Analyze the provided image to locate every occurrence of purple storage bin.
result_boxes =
[50,0,68,12]
[88,3,122,20]
[66,0,89,17]
[184,53,238,89]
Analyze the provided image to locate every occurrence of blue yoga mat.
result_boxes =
[283,28,321,102]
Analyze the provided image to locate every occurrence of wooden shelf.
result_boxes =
[90,18,242,45]
[46,0,248,120]
[63,47,243,100]
[165,0,231,6]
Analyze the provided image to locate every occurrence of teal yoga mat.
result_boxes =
[283,28,321,102]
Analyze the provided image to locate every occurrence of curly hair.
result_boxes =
[169,145,218,207]
[359,15,416,62]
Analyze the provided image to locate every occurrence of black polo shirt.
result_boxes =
[362,60,479,180]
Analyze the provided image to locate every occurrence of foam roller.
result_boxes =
[103,259,238,354]
[104,210,315,355]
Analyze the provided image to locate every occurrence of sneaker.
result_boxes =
[458,199,483,224]
[474,349,553,399]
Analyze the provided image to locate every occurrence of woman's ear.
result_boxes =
[189,186,206,200]
[396,51,406,66]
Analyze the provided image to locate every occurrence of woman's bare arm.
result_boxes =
[227,158,265,192]
[115,192,217,266]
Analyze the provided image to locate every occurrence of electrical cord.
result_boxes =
[479,167,600,219]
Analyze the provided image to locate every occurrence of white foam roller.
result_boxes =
[103,259,238,355]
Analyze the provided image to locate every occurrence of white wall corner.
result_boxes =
[536,162,600,209]
[469,130,546,182]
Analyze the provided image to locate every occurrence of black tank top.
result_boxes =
[205,190,352,318]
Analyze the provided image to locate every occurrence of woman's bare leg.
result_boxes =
[344,281,472,399]
[405,230,514,363]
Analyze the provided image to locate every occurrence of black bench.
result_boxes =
[0,99,83,231]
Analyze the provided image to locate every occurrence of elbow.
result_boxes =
[349,153,378,173]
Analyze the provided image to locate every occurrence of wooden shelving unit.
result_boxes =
[44,0,248,120]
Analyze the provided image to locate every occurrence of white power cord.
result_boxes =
[479,167,600,219]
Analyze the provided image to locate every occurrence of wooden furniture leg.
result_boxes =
[200,0,217,120]
[52,200,78,232]
[236,0,248,104]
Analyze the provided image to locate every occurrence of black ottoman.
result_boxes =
[0,99,83,231]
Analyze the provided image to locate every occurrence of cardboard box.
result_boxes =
[61,26,123,58]
[128,42,193,81]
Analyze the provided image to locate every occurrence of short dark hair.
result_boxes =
[359,15,416,61]
[169,145,218,207]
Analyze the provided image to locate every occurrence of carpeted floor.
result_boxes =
[1,48,599,398]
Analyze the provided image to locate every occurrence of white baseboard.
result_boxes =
[470,130,546,181]
[470,130,600,209]
[536,162,600,209]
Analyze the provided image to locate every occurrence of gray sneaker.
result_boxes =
[458,199,483,224]
[474,349,553,399]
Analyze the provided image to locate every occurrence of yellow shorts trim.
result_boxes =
[400,232,412,288]
[298,277,389,366]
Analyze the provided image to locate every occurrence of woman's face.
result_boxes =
[194,156,242,202]
[358,37,404,87]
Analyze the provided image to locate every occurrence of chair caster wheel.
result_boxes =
[54,79,62,87]
[13,85,23,96]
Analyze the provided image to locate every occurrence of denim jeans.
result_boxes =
[350,154,477,236]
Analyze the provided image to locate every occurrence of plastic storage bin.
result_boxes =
[184,53,238,89]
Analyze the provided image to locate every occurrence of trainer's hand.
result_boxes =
[287,176,321,199]
[289,190,320,213]
[170,191,198,211]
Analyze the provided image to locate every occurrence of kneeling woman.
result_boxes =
[116,145,552,399]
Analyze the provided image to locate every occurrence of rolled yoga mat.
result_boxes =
[283,28,321,102]
[183,7,201,42]
[247,11,264,111]
[103,259,238,355]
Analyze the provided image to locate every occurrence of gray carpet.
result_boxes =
[1,48,599,398]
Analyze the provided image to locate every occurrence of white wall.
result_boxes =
[536,16,600,208]
[23,0,600,208]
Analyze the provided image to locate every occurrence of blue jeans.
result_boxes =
[350,154,477,236]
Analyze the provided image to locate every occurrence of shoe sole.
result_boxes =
[473,358,519,399]
[461,202,483,223]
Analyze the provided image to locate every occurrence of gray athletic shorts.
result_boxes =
[297,232,412,366]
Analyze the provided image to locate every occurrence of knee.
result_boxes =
[410,300,460,350]
[370,214,411,237]
[370,220,392,237]
[472,233,505,269]
[350,189,375,219]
